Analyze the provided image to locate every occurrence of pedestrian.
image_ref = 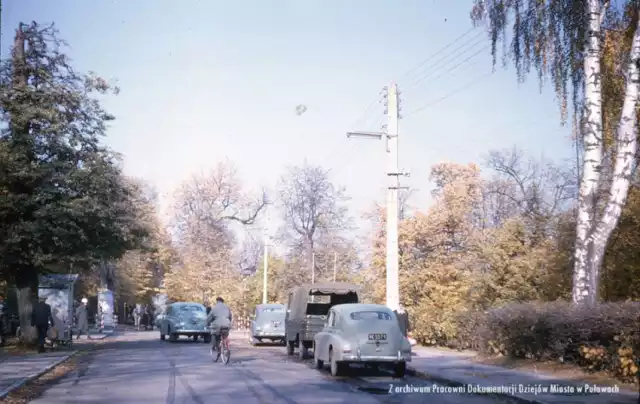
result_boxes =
[75,298,89,339]
[393,304,410,339]
[133,304,141,330]
[31,296,55,353]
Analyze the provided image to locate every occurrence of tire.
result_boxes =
[286,339,294,355]
[203,334,211,344]
[160,333,165,341]
[313,344,324,370]
[393,362,406,378]
[169,333,178,342]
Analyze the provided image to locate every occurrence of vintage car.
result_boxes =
[250,303,286,344]
[312,303,411,378]
[159,302,211,343]
[285,282,360,358]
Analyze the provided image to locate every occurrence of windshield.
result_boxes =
[349,311,393,321]
[176,305,205,318]
[257,307,285,320]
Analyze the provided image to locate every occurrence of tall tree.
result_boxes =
[471,1,640,304]
[166,161,266,305]
[0,22,147,341]
[277,162,350,283]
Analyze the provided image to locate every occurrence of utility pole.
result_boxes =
[333,251,338,282]
[262,210,270,304]
[311,251,315,284]
[346,82,408,311]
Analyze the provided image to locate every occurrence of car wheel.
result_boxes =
[329,348,343,376]
[393,362,406,378]
[160,333,165,341]
[193,335,198,342]
[313,344,324,369]
[203,334,212,344]
[169,332,178,342]
[286,339,294,355]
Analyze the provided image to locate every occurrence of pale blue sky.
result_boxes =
[3,0,572,242]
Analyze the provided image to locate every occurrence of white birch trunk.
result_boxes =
[587,15,640,300]
[573,0,604,305]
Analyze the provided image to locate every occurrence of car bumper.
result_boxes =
[253,330,285,338]
[341,352,412,362]
[174,329,208,335]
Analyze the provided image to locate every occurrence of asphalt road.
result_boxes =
[30,330,520,404]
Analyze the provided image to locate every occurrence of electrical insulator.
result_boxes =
[383,109,388,114]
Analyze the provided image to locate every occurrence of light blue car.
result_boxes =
[250,303,286,345]
[159,302,211,343]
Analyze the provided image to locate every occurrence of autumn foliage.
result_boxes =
[355,156,640,382]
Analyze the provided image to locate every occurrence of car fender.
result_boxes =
[327,333,349,361]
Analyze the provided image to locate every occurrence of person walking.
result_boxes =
[31,296,55,353]
[75,298,89,339]
[133,304,142,330]
[393,304,410,338]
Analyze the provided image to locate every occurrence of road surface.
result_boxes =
[30,330,519,404]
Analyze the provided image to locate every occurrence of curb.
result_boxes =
[0,350,80,400]
[405,365,548,404]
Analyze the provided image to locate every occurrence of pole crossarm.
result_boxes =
[346,131,384,139]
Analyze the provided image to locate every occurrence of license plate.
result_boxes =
[368,333,387,341]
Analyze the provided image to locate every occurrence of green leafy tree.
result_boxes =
[0,22,148,341]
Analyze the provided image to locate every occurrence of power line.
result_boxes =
[404,70,493,117]
[403,34,488,94]
[399,26,479,82]
[415,44,490,88]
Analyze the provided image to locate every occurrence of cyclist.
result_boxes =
[206,296,232,350]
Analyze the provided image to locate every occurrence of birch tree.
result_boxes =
[471,0,640,304]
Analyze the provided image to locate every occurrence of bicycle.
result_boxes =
[210,327,231,364]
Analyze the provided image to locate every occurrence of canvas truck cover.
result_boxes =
[288,282,361,320]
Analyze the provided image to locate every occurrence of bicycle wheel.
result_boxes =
[222,340,231,364]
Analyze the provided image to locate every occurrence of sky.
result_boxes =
[2,0,573,248]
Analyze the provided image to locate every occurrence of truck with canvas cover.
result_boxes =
[284,282,360,358]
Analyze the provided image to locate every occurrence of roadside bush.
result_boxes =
[461,301,640,382]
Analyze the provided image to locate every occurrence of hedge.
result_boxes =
[441,302,640,383]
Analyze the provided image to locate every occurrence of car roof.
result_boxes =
[331,303,392,314]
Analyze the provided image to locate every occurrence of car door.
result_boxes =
[317,310,335,361]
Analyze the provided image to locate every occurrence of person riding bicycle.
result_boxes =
[206,297,232,350]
